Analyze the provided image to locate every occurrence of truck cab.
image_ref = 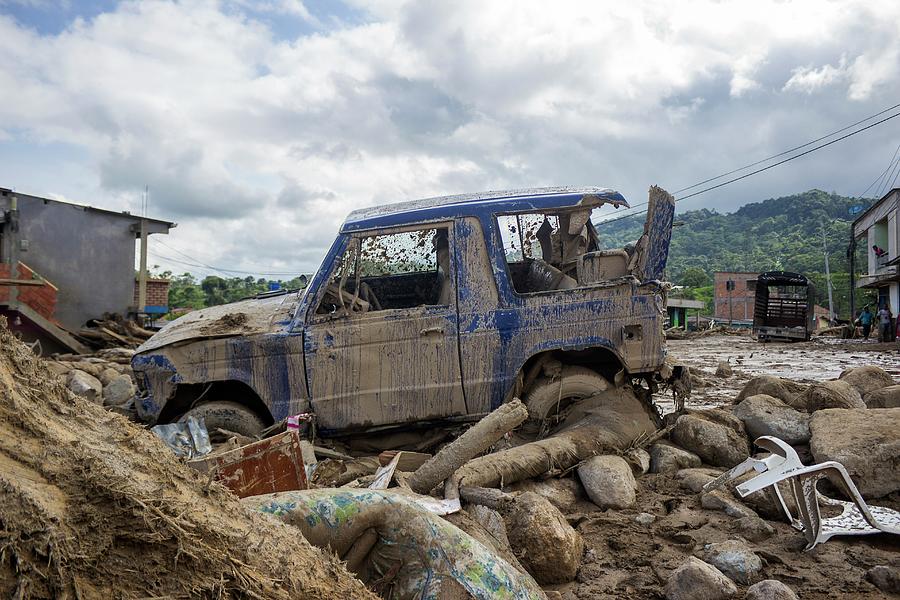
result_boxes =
[132,186,678,438]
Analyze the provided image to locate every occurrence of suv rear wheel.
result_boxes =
[179,401,266,440]
[522,365,611,437]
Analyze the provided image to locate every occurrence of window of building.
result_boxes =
[316,227,451,315]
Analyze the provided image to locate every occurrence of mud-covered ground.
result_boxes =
[542,470,900,599]
[667,334,900,409]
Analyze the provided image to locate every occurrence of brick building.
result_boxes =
[133,278,170,315]
[713,271,759,322]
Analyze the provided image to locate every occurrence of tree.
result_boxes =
[680,267,710,288]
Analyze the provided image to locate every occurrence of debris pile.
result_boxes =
[72,314,155,349]
[0,320,373,600]
[3,321,900,599]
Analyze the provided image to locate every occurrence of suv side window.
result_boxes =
[497,212,585,294]
[316,227,451,315]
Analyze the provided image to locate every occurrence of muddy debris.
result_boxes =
[5,326,900,599]
[0,320,372,600]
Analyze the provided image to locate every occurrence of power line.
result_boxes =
[856,142,900,200]
[150,251,303,277]
[596,105,900,226]
[673,101,900,195]
[677,109,900,201]
[152,239,303,277]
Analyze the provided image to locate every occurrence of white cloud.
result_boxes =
[784,57,849,94]
[1,0,900,277]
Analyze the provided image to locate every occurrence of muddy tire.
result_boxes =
[179,401,266,439]
[522,366,611,435]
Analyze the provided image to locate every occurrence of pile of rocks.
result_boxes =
[647,363,900,599]
[43,347,138,417]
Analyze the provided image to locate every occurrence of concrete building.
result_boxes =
[666,297,706,329]
[851,188,900,316]
[0,187,175,352]
[713,271,759,323]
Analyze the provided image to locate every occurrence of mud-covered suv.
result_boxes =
[132,186,680,438]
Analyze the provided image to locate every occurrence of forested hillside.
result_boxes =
[599,189,873,317]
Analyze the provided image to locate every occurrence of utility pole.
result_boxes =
[821,220,835,321]
[727,279,734,325]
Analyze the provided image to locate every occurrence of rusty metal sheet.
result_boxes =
[191,430,308,498]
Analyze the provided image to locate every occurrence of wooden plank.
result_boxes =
[0,279,46,286]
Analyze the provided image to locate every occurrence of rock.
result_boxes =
[745,580,798,600]
[701,539,763,584]
[801,380,865,412]
[624,447,651,475]
[634,512,656,526]
[839,365,895,397]
[866,565,900,595]
[71,361,103,378]
[675,467,720,493]
[650,442,702,474]
[103,374,136,407]
[810,408,900,498]
[716,361,733,377]
[98,367,121,386]
[664,557,737,600]
[66,369,103,404]
[729,515,775,542]
[577,455,636,509]
[735,375,806,409]
[506,477,586,514]
[504,492,584,584]
[863,384,900,408]
[671,410,751,468]
[733,394,811,444]
[44,360,70,377]
[700,490,757,519]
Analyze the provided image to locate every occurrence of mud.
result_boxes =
[0,320,373,600]
[665,335,900,412]
[200,311,250,334]
[541,470,900,599]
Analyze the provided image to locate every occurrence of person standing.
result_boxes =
[877,304,892,342]
[859,306,873,340]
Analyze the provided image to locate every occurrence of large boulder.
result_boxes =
[701,539,763,584]
[863,385,900,408]
[839,365,895,397]
[66,369,103,404]
[801,380,864,412]
[577,455,636,509]
[504,492,584,584]
[735,376,806,409]
[733,394,811,444]
[664,557,737,600]
[103,374,136,407]
[745,580,798,600]
[809,408,900,498]
[650,442,702,474]
[671,410,750,468]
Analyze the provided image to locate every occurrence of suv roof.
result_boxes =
[342,186,629,232]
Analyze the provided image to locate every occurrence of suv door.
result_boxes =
[303,223,466,431]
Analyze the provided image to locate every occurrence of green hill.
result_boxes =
[598,189,873,317]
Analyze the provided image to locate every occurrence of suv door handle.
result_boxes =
[419,326,445,336]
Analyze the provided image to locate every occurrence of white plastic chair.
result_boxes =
[702,436,900,550]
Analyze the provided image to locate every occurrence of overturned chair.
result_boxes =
[703,436,900,550]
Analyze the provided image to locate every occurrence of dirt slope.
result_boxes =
[0,321,375,600]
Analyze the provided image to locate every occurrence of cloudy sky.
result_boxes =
[1,0,899,278]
